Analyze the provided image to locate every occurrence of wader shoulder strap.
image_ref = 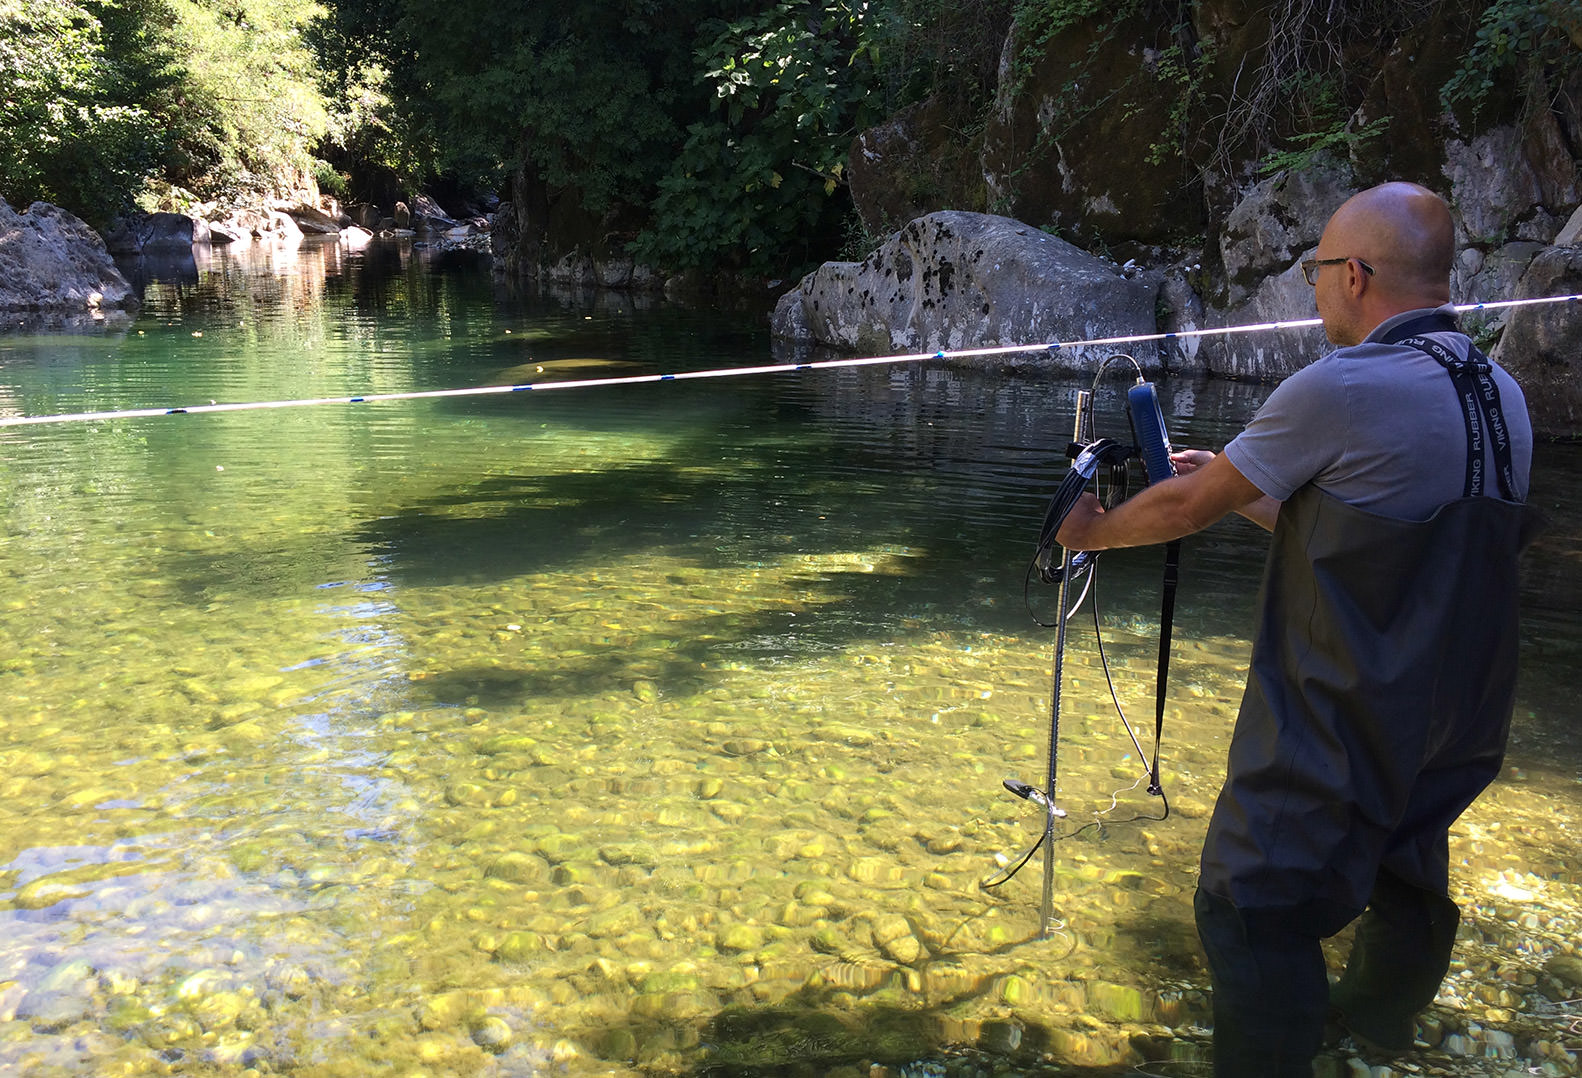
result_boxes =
[1381,314,1517,500]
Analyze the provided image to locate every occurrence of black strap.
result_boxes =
[1379,311,1459,340]
[1148,539,1180,797]
[1380,315,1516,500]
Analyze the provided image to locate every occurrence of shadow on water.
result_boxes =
[341,447,994,707]
[115,248,200,291]
[403,599,871,707]
[601,989,1191,1077]
[592,905,1210,1076]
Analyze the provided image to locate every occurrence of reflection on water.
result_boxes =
[0,240,1577,1077]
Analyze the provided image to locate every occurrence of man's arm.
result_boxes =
[1055,451,1274,551]
[1234,492,1281,532]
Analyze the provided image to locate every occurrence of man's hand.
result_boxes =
[1170,448,1216,475]
[1055,450,1274,550]
[1055,491,1107,551]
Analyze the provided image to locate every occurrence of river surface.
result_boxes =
[0,240,1578,1078]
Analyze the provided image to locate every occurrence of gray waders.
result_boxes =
[1195,483,1542,1076]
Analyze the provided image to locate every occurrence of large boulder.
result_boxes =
[409,193,460,234]
[1492,245,1582,437]
[1217,160,1354,307]
[283,203,342,235]
[261,210,303,245]
[1200,260,1328,381]
[103,211,211,254]
[0,198,138,315]
[1201,167,1347,378]
[771,211,1161,370]
[1454,241,1546,342]
[347,202,383,230]
[1442,125,1569,246]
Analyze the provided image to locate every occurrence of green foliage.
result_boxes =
[0,0,338,223]
[314,1,722,207]
[158,0,333,199]
[1441,0,1582,118]
[0,0,168,224]
[1220,0,1439,171]
[1005,0,1146,91]
[312,0,1012,275]
[1143,32,1217,168]
[871,0,1014,118]
[999,0,1207,175]
[634,3,886,275]
[1258,115,1392,175]
[1254,63,1387,175]
[311,157,349,197]
[1012,0,1113,49]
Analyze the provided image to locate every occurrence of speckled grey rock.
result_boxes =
[0,198,137,314]
[771,211,1159,370]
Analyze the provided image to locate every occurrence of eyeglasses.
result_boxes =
[1301,257,1376,286]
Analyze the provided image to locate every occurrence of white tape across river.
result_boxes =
[1,293,1576,429]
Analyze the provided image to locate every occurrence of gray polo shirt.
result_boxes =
[1223,305,1532,520]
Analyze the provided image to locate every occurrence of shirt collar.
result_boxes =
[1365,303,1459,343]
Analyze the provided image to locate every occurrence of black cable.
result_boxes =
[992,355,1172,889]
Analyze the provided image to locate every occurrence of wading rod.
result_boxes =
[1041,388,1092,937]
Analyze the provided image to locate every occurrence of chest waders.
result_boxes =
[1195,314,1544,1076]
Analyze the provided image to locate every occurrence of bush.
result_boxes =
[634,2,887,276]
[0,0,166,225]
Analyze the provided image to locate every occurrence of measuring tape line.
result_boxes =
[1,294,1575,429]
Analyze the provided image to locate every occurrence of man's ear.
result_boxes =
[1346,258,1372,297]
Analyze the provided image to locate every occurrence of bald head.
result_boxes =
[1312,182,1455,344]
[1325,182,1454,302]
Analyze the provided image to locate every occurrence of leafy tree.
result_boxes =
[1441,0,1582,120]
[313,0,934,275]
[155,0,334,202]
[634,3,888,275]
[2,0,339,221]
[315,0,732,206]
[0,0,168,224]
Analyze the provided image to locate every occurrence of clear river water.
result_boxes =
[0,239,1579,1078]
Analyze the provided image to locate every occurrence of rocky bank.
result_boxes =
[491,4,1582,435]
[0,188,496,329]
[770,179,1582,437]
[0,197,138,326]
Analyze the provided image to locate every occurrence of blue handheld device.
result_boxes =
[1127,380,1175,485]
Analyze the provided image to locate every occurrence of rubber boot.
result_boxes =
[1328,869,1460,1052]
[1194,888,1330,1078]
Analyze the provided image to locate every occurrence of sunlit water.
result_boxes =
[0,240,1578,1077]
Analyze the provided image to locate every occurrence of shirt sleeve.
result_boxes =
[1222,358,1349,501]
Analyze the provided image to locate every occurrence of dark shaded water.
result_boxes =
[0,239,1577,1077]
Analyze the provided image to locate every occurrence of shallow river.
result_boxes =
[0,241,1578,1078]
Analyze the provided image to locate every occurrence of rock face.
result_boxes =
[1198,261,1328,382]
[0,198,137,316]
[1492,245,1582,437]
[980,13,1206,247]
[848,97,984,238]
[409,194,460,234]
[771,211,1160,369]
[1216,161,1353,307]
[104,212,210,253]
[284,203,342,235]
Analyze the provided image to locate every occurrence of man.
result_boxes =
[1056,182,1539,1076]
